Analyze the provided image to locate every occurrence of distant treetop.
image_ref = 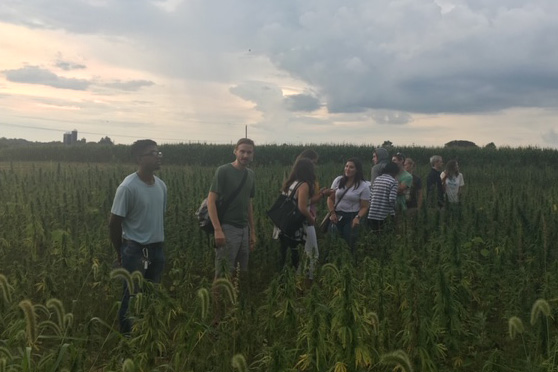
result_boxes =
[445,140,478,148]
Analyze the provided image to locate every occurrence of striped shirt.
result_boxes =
[368,174,398,220]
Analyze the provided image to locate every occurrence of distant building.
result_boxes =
[63,129,79,145]
[63,132,72,145]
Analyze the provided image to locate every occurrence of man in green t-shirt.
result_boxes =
[207,138,256,277]
[392,152,413,212]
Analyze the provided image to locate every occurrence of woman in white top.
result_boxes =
[327,158,371,252]
[441,160,465,204]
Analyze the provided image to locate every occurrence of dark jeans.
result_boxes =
[333,211,359,252]
[279,233,300,270]
[118,240,165,334]
[367,216,394,233]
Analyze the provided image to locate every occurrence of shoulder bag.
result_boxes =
[266,182,306,240]
[196,170,248,233]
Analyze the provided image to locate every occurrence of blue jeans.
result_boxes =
[333,211,359,253]
[118,240,165,334]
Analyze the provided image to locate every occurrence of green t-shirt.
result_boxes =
[396,170,413,211]
[209,163,255,227]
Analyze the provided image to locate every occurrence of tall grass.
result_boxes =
[0,151,557,370]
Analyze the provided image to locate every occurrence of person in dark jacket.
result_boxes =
[426,155,444,208]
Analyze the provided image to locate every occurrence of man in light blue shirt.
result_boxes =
[109,139,167,334]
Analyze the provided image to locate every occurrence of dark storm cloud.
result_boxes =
[2,0,558,117]
[283,94,321,112]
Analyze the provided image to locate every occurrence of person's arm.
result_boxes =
[297,183,315,226]
[326,190,338,223]
[352,199,370,228]
[440,172,447,192]
[248,199,256,251]
[108,214,124,265]
[310,187,333,205]
[397,181,408,195]
[417,189,423,209]
[458,174,465,197]
[207,191,225,247]
[389,182,398,208]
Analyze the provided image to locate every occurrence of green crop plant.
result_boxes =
[380,349,413,372]
[1,147,558,371]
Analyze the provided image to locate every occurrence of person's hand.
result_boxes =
[352,216,361,228]
[330,212,339,223]
[321,188,334,197]
[214,228,226,248]
[249,231,256,252]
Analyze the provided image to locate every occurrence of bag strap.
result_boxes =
[333,183,351,210]
[220,170,249,213]
[286,181,303,200]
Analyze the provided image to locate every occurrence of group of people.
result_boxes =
[109,138,256,332]
[272,147,465,284]
[108,138,464,333]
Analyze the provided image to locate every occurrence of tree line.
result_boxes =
[1,140,557,167]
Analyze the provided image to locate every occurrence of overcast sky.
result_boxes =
[1,0,558,148]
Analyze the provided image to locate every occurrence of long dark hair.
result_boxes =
[296,149,318,163]
[445,160,460,178]
[282,158,316,196]
[338,157,365,189]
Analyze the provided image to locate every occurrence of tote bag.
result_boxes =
[267,182,305,239]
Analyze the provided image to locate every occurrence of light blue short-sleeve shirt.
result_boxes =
[111,173,167,244]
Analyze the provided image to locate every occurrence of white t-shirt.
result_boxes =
[441,172,464,203]
[330,176,371,213]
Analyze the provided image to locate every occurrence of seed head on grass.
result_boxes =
[122,358,136,372]
[322,263,340,278]
[18,300,37,348]
[231,353,248,372]
[64,313,74,329]
[212,278,237,305]
[46,298,65,330]
[110,268,134,294]
[508,316,524,340]
[0,274,13,304]
[530,299,551,325]
[380,349,413,372]
[197,288,210,320]
[333,361,348,372]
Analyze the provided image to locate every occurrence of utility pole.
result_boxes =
[245,125,247,138]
